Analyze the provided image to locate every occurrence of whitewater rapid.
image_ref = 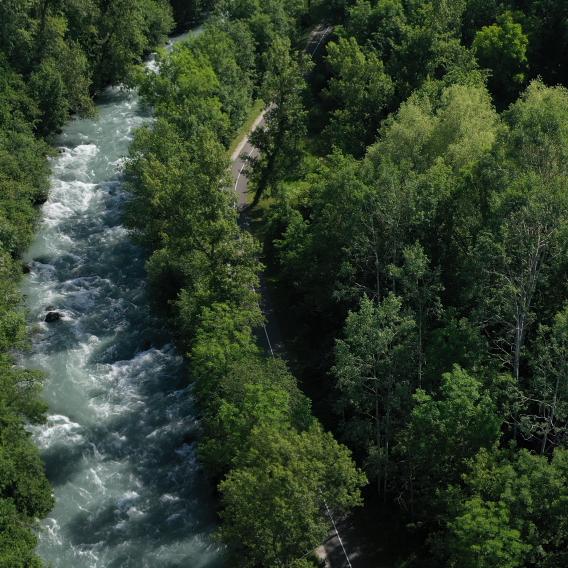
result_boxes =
[21,35,224,568]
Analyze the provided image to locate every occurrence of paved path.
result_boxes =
[230,114,263,208]
[229,24,333,356]
[228,24,378,568]
[230,24,334,207]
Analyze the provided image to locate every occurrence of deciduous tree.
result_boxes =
[333,294,415,496]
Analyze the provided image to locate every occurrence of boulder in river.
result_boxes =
[33,193,49,206]
[45,311,62,323]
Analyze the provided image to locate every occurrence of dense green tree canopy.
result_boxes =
[219,423,365,567]
[251,2,568,565]
[126,7,366,565]
[324,36,394,155]
[5,0,568,565]
[397,366,503,514]
[473,11,528,106]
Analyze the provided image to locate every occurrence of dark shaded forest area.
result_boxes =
[253,1,568,566]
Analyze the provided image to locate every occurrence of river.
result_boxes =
[20,33,225,568]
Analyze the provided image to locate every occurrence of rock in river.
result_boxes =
[45,311,62,323]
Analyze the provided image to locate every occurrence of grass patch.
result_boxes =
[246,196,276,232]
[228,99,265,157]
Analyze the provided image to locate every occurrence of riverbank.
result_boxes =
[19,29,225,567]
[124,11,366,566]
[0,3,184,566]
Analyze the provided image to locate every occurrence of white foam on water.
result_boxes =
[43,518,63,546]
[20,29,224,568]
[160,494,181,503]
[34,415,84,449]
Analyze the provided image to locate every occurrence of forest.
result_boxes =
[245,1,568,566]
[2,0,568,567]
[125,3,365,566]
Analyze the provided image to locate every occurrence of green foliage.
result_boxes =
[447,497,529,568]
[93,0,174,90]
[249,36,311,206]
[0,257,52,566]
[214,0,309,64]
[272,149,364,318]
[273,82,498,334]
[324,36,394,156]
[0,52,53,568]
[502,80,568,175]
[334,0,483,106]
[0,0,37,74]
[126,10,366,566]
[127,117,261,341]
[139,20,257,144]
[333,294,415,493]
[523,304,568,452]
[389,242,443,385]
[344,0,408,60]
[473,11,528,106]
[196,349,314,478]
[29,58,68,135]
[260,4,568,560]
[192,22,255,131]
[0,500,43,568]
[504,0,568,89]
[461,0,501,45]
[309,0,352,22]
[0,0,174,138]
[444,447,568,567]
[190,302,262,391]
[219,423,365,567]
[473,82,568,383]
[397,366,502,514]
[423,314,489,385]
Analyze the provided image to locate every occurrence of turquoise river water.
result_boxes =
[20,34,225,568]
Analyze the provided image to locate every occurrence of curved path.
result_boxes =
[229,24,376,568]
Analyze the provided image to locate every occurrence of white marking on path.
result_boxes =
[263,323,275,358]
[230,25,355,568]
[324,498,353,568]
[310,26,333,57]
[234,147,256,193]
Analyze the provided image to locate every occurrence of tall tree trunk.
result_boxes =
[383,390,390,501]
[374,249,381,301]
[375,388,381,496]
[541,373,561,454]
[418,304,423,388]
[513,318,523,382]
